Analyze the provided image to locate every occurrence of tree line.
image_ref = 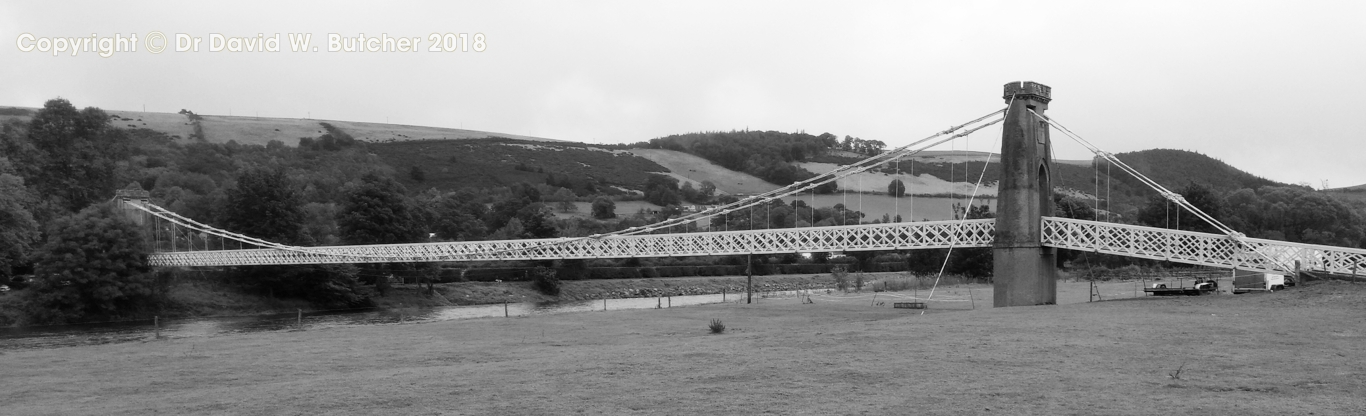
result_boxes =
[639,130,839,192]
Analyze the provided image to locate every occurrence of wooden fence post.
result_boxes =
[747,253,753,304]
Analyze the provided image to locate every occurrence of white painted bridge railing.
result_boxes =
[146,219,997,267]
[1041,217,1366,276]
[144,215,1366,274]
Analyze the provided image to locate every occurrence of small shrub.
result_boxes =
[854,272,865,291]
[531,266,560,296]
[709,319,726,334]
[832,266,850,292]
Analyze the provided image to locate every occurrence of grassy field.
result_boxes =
[0,107,552,147]
[551,200,666,220]
[628,149,779,195]
[4,279,1362,415]
[799,161,1001,196]
[780,193,995,222]
[192,114,555,147]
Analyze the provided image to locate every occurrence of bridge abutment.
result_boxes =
[993,81,1058,307]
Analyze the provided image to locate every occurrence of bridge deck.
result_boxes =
[144,216,1366,277]
[147,219,996,267]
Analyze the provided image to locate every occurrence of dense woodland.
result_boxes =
[0,99,692,324]
[1,99,1364,326]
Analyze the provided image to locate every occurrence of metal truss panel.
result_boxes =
[1041,217,1366,275]
[147,219,996,267]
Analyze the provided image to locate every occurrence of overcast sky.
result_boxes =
[3,1,1363,188]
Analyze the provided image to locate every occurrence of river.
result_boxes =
[0,290,814,350]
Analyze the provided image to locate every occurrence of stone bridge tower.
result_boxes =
[993,81,1058,307]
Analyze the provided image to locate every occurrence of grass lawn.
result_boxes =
[3,280,1363,415]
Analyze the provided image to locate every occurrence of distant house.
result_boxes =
[683,205,716,213]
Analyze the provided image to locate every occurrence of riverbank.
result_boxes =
[0,269,1108,326]
[4,280,1362,414]
[368,272,844,309]
[1,272,854,327]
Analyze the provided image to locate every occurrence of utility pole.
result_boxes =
[747,253,753,304]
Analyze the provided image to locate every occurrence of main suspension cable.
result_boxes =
[1033,110,1293,271]
[133,108,1007,263]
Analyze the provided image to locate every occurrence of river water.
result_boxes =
[0,290,813,350]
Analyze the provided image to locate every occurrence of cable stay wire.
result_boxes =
[126,108,1007,263]
[926,96,1012,300]
[609,108,1008,237]
[1032,110,1295,272]
[1030,110,1236,235]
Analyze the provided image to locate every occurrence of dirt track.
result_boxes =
[2,280,1363,415]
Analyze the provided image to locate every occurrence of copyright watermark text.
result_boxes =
[15,32,487,57]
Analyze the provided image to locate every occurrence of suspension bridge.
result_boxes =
[115,82,1366,307]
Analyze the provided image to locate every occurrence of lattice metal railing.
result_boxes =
[145,219,996,267]
[1041,217,1366,275]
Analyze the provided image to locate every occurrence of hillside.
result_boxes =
[0,105,1304,212]
[1,105,713,195]
[373,138,668,192]
[1105,148,1284,196]
[1328,183,1366,192]
[627,149,778,195]
[641,130,837,189]
[0,106,555,147]
[801,148,1307,220]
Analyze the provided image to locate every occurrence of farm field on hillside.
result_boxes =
[781,193,995,222]
[0,106,550,147]
[552,200,666,220]
[4,280,1362,415]
[629,148,779,195]
[800,161,1000,196]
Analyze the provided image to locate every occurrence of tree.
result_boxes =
[531,266,560,296]
[27,202,153,323]
[429,190,489,241]
[556,200,578,213]
[336,173,421,296]
[0,161,39,280]
[509,182,542,203]
[489,217,525,240]
[1222,186,1365,247]
[222,167,305,244]
[888,179,906,197]
[25,98,130,212]
[1053,194,1097,222]
[591,197,616,219]
[416,262,442,295]
[515,203,559,238]
[408,166,426,182]
[680,182,700,203]
[1137,182,1223,232]
[550,187,576,203]
[644,174,681,206]
[699,181,717,202]
[337,173,421,245]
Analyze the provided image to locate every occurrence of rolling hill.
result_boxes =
[0,104,1333,219]
[0,106,556,147]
